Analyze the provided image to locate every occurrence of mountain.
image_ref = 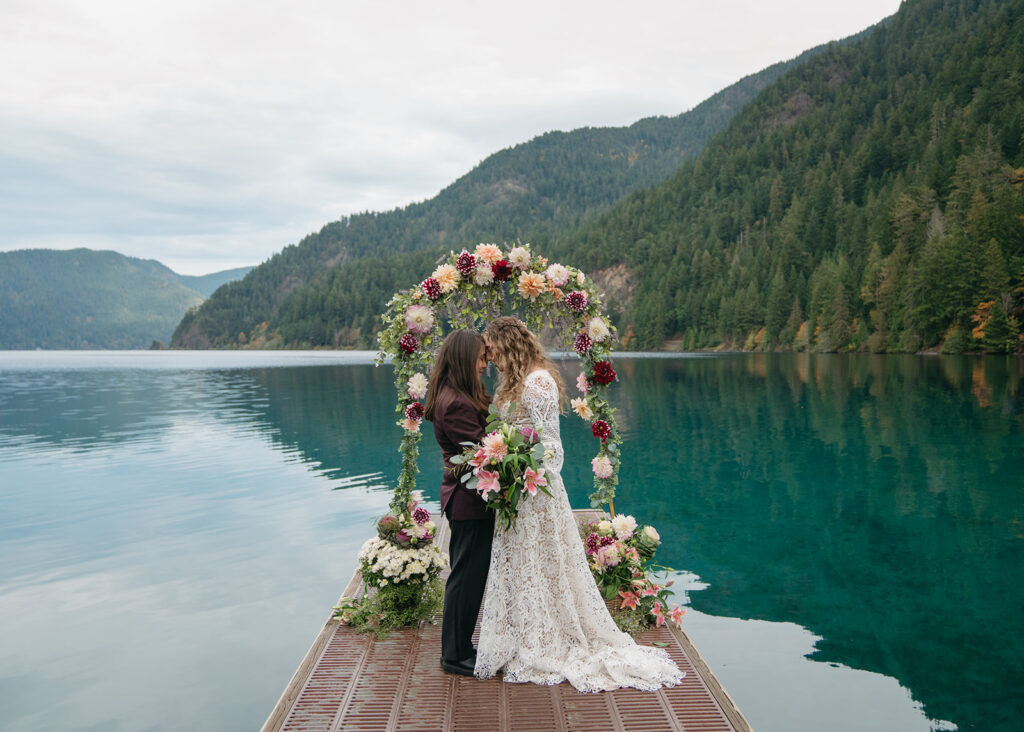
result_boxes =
[0,249,250,349]
[178,266,255,298]
[550,0,1024,353]
[171,39,851,349]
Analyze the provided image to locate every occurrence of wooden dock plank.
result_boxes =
[263,510,752,732]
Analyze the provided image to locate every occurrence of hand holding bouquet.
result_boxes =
[450,404,553,531]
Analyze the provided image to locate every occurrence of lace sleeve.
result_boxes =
[521,370,563,472]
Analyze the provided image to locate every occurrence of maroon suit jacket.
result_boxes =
[431,386,489,521]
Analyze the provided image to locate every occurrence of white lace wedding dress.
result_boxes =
[475,368,684,692]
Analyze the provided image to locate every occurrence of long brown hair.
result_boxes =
[424,330,490,420]
[484,317,566,410]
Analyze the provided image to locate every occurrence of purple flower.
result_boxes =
[455,251,477,277]
[585,532,601,555]
[396,529,411,543]
[519,427,540,443]
[565,291,588,313]
[413,507,430,524]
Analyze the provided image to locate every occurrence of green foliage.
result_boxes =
[335,578,445,639]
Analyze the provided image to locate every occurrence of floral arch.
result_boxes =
[375,243,622,517]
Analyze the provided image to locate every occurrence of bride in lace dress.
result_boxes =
[475,317,683,693]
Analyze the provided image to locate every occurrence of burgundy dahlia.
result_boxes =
[405,402,424,421]
[455,251,477,277]
[565,290,588,313]
[574,332,592,355]
[592,419,611,441]
[412,507,431,525]
[585,532,601,555]
[421,278,442,300]
[399,333,418,354]
[592,360,616,386]
[599,534,616,548]
[492,259,513,281]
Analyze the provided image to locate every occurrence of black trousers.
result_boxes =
[440,511,494,664]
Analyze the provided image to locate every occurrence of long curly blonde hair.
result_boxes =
[484,317,566,411]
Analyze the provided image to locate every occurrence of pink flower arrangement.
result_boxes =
[582,514,682,629]
[450,414,552,531]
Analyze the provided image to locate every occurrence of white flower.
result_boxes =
[587,316,610,342]
[596,518,614,536]
[410,489,424,504]
[401,417,421,432]
[611,514,637,541]
[545,263,569,286]
[592,456,614,480]
[508,246,531,269]
[407,373,428,400]
[473,265,494,286]
[405,305,434,334]
[643,525,661,543]
[571,397,593,421]
[576,270,586,285]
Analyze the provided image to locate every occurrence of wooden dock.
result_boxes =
[263,510,752,732]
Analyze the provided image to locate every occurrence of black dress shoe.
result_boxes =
[440,658,476,676]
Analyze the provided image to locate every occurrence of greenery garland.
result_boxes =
[376,243,622,511]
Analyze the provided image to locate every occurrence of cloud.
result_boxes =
[0,0,901,274]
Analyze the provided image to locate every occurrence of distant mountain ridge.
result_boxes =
[0,249,252,349]
[171,37,851,349]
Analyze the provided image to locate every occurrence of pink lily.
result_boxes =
[618,590,639,610]
[469,448,489,468]
[523,467,547,496]
[641,584,659,598]
[670,605,686,626]
[476,469,501,499]
[651,602,666,627]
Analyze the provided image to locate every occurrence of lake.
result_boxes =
[1,351,1021,732]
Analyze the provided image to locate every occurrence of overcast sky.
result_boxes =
[1,0,903,275]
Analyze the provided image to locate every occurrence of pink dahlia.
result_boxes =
[492,260,513,281]
[592,360,616,385]
[482,430,508,461]
[421,278,441,300]
[576,372,590,393]
[592,419,611,441]
[456,250,477,277]
[565,290,588,313]
[399,333,418,354]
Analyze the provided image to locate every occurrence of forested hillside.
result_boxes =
[171,42,841,348]
[553,0,1024,353]
[0,250,251,349]
[179,266,254,298]
[0,249,203,349]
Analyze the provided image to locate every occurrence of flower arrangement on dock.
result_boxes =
[334,491,448,635]
[581,514,685,633]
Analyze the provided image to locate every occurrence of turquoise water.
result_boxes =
[0,351,1020,731]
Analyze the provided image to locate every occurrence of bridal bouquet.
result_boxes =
[582,514,686,632]
[450,404,553,531]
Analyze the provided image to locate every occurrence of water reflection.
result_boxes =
[1,353,1021,732]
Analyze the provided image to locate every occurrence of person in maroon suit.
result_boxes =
[424,329,493,676]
